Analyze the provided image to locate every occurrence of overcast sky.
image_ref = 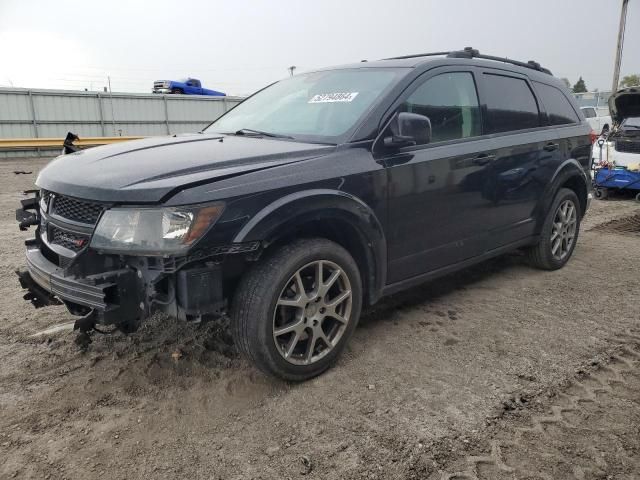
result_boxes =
[0,0,638,96]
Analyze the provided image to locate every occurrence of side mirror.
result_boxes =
[383,112,432,149]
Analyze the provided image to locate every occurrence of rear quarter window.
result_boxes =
[481,74,540,134]
[534,82,580,125]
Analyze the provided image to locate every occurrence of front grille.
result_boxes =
[41,189,51,204]
[40,190,51,212]
[614,140,640,154]
[49,225,90,252]
[50,194,104,225]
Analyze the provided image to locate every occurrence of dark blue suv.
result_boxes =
[17,48,592,380]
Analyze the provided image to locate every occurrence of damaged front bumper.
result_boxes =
[17,241,142,326]
[15,190,253,332]
[16,240,232,331]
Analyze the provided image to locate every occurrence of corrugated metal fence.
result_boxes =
[0,87,243,157]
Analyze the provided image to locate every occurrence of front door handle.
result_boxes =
[543,142,559,152]
[471,154,495,166]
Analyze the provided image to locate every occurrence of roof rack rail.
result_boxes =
[383,47,552,75]
[382,51,453,60]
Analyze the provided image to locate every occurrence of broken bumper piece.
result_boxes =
[17,246,142,326]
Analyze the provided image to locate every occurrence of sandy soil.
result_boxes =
[0,157,639,480]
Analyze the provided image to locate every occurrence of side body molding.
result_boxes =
[233,189,387,304]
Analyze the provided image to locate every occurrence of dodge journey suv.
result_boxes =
[16,48,592,380]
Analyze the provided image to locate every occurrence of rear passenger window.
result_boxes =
[534,82,580,125]
[482,74,540,133]
[402,72,481,143]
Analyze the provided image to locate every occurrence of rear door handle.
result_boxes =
[543,142,559,152]
[471,154,496,166]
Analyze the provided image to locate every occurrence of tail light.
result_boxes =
[589,130,598,144]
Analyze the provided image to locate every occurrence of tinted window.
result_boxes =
[401,72,481,143]
[534,82,580,125]
[482,74,540,133]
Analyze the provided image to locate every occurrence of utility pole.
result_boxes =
[288,66,296,77]
[107,75,116,136]
[611,0,629,92]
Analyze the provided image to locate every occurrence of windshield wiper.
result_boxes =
[234,128,294,139]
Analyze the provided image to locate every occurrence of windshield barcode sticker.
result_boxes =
[308,92,359,103]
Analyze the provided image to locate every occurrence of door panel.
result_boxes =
[474,70,556,248]
[382,69,497,283]
[480,130,560,247]
[384,137,497,283]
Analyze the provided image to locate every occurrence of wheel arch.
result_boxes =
[233,189,387,305]
[535,159,590,231]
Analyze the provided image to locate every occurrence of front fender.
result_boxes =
[233,189,387,304]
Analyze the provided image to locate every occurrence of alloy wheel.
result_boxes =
[550,199,577,260]
[272,260,352,365]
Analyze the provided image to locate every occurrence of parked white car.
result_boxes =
[581,106,612,134]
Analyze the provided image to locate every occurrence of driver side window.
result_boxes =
[401,72,481,144]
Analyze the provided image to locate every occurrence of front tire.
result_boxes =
[231,238,362,381]
[526,188,581,270]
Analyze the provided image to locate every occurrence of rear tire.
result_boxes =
[526,188,581,270]
[231,238,362,381]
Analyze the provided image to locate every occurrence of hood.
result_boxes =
[36,134,334,203]
[608,87,640,123]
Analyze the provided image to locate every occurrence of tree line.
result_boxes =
[560,74,640,93]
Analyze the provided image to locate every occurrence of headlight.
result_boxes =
[90,203,224,255]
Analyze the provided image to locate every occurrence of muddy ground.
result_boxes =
[0,157,639,480]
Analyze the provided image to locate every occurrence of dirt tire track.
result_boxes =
[433,331,640,480]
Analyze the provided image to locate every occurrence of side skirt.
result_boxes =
[380,236,538,297]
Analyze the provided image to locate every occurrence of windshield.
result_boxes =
[621,117,640,128]
[204,68,404,143]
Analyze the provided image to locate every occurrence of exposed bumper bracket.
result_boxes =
[16,268,62,308]
[16,196,39,231]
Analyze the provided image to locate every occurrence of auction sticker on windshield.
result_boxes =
[308,92,359,103]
